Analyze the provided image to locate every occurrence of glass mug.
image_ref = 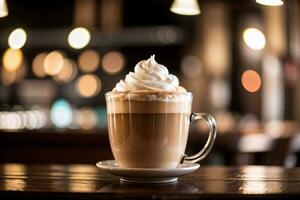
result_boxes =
[106,91,217,168]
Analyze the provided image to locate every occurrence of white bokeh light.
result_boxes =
[68,27,91,49]
[243,28,266,50]
[8,28,27,49]
[170,0,200,15]
[256,0,283,6]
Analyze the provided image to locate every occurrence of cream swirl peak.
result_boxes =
[113,55,186,92]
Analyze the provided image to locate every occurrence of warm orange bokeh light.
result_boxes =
[53,59,77,84]
[102,51,124,74]
[75,107,98,130]
[1,67,16,86]
[32,52,47,78]
[241,70,261,93]
[76,74,101,98]
[2,48,23,72]
[78,50,100,73]
[44,51,64,76]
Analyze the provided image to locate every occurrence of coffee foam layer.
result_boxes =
[106,99,191,114]
[106,91,192,102]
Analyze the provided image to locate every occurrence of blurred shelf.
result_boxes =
[0,129,113,164]
[0,26,186,48]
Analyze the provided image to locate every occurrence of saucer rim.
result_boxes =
[96,160,200,172]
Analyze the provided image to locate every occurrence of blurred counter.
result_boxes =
[0,129,298,166]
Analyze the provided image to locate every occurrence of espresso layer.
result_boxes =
[108,113,190,168]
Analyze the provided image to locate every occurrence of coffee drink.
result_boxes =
[106,91,192,168]
[106,55,216,168]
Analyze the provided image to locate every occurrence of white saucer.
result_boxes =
[96,160,200,184]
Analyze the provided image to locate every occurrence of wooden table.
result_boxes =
[1,164,300,199]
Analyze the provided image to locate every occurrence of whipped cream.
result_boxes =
[113,55,186,92]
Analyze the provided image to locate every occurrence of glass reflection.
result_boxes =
[98,181,199,194]
[3,164,26,191]
[239,167,283,194]
[67,165,98,193]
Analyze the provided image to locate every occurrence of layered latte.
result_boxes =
[106,55,192,168]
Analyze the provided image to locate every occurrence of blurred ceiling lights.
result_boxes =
[68,27,91,49]
[0,0,8,18]
[243,28,266,50]
[102,51,125,74]
[8,28,27,49]
[53,59,77,84]
[44,51,64,76]
[241,70,261,93]
[170,0,200,16]
[256,0,284,6]
[32,53,47,78]
[76,74,101,98]
[78,49,100,73]
[3,48,23,72]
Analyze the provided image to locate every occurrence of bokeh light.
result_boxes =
[180,55,202,78]
[8,28,27,49]
[75,74,101,98]
[50,99,73,128]
[78,49,100,72]
[15,62,27,82]
[210,79,231,109]
[32,52,47,78]
[0,0,8,18]
[256,0,283,6]
[0,112,21,130]
[156,27,178,44]
[241,70,262,93]
[68,27,91,49]
[243,28,266,50]
[2,48,23,72]
[44,51,64,76]
[25,111,40,130]
[96,107,107,129]
[170,0,201,16]
[29,110,47,129]
[53,59,77,84]
[102,51,125,74]
[0,109,47,130]
[1,62,26,86]
[1,67,17,86]
[76,107,98,130]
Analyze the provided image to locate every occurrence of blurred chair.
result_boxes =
[187,129,292,166]
[234,133,291,166]
[286,133,300,167]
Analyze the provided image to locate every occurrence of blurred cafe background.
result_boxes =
[1,0,300,167]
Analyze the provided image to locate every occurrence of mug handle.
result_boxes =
[182,113,217,164]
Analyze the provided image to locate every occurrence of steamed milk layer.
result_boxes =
[106,55,191,168]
